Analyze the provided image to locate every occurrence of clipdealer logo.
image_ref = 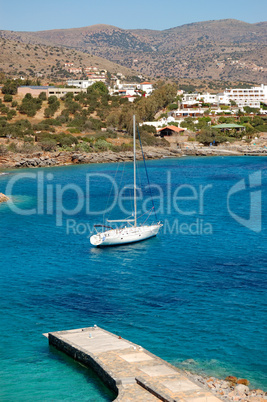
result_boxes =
[227,170,262,233]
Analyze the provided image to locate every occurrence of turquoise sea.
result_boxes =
[0,156,266,401]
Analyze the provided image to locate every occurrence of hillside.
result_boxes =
[1,19,266,83]
[0,35,136,82]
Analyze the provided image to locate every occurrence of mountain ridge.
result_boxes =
[1,19,266,83]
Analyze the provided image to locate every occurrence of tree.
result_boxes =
[48,95,58,104]
[106,111,120,129]
[38,92,47,101]
[24,93,33,100]
[243,123,257,138]
[87,81,108,95]
[44,108,53,118]
[4,94,13,102]
[1,80,20,95]
[19,95,42,117]
[65,100,81,115]
[57,133,78,147]
[7,110,16,120]
[197,128,228,145]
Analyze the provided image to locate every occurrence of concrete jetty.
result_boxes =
[44,326,222,402]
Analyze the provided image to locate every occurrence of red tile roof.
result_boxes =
[157,125,185,133]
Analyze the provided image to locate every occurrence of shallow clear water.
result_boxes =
[0,156,266,401]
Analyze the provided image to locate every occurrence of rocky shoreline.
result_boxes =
[0,147,180,169]
[185,371,266,402]
[0,145,266,170]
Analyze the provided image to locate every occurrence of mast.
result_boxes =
[133,115,137,227]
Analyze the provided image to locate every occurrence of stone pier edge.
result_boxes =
[47,326,217,402]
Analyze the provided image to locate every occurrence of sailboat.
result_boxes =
[90,115,163,247]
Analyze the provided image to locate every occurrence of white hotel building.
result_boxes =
[221,84,267,108]
[197,84,267,109]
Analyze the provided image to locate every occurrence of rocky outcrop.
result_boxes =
[0,193,9,203]
[185,372,267,402]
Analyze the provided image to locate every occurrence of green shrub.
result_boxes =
[19,95,42,117]
[111,143,132,152]
[4,94,13,102]
[141,124,157,134]
[180,117,196,131]
[0,105,10,114]
[40,138,57,151]
[75,142,92,153]
[67,127,80,134]
[197,128,229,145]
[6,110,16,120]
[48,95,58,104]
[33,123,55,133]
[57,133,78,147]
[255,125,267,132]
[244,106,260,114]
[94,139,112,151]
[44,107,54,118]
[139,131,169,147]
[168,103,178,111]
[1,80,19,95]
[65,100,81,114]
[106,130,118,138]
[14,119,32,130]
[24,135,34,143]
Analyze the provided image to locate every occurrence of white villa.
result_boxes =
[139,82,153,95]
[67,80,95,89]
[110,81,154,98]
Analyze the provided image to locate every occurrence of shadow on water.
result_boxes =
[48,345,116,401]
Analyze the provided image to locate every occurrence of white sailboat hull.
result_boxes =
[90,223,162,247]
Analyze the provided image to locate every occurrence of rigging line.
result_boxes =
[142,207,154,226]
[137,126,158,221]
[137,206,154,220]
